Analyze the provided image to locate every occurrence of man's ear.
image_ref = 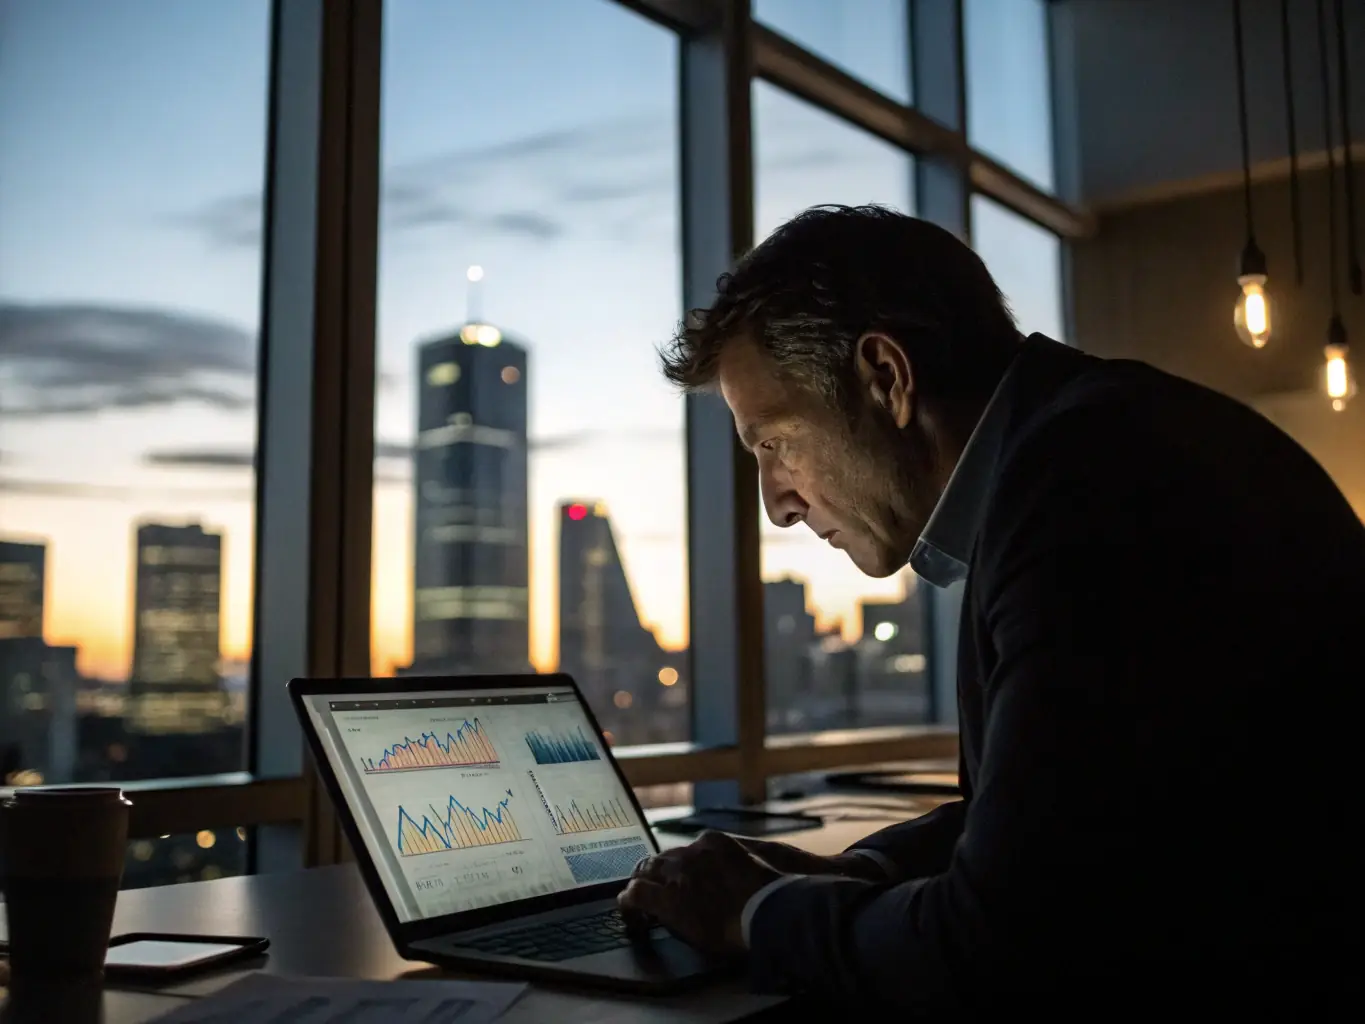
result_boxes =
[853,332,914,428]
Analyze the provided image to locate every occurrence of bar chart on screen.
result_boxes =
[523,726,600,765]
[362,719,499,773]
[527,769,631,835]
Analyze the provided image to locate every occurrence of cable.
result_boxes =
[1280,0,1303,284]
[1316,0,1341,317]
[1332,0,1360,294]
[1233,0,1256,241]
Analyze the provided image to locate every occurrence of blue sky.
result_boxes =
[0,0,1058,688]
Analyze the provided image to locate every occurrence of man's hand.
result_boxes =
[618,831,781,954]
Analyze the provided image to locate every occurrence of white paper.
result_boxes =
[148,973,528,1024]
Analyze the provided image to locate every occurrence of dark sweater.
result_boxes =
[748,339,1364,1014]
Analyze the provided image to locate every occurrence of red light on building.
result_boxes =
[567,503,588,521]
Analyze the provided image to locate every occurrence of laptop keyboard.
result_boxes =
[452,908,660,962]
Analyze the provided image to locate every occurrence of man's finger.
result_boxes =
[619,877,681,919]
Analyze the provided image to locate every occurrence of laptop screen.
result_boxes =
[302,684,653,923]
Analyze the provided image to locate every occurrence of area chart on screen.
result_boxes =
[362,718,498,773]
[524,726,600,765]
[396,789,524,857]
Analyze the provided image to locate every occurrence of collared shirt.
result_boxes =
[907,348,1023,589]
[740,342,1028,948]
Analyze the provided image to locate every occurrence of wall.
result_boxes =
[1050,0,1365,203]
[1071,164,1365,516]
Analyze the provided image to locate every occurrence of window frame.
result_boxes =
[73,0,1088,854]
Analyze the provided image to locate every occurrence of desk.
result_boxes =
[1,795,933,1023]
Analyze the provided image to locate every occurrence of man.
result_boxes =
[620,206,1361,1012]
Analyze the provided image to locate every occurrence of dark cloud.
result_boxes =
[144,440,413,470]
[0,303,255,418]
[175,114,676,250]
[141,430,679,477]
[0,476,251,502]
[171,194,263,250]
[144,450,254,469]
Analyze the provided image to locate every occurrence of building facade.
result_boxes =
[410,323,531,675]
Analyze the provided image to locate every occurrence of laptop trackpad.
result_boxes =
[588,934,717,980]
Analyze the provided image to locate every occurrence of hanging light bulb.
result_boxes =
[1323,316,1355,412]
[1231,0,1272,349]
[1234,240,1272,348]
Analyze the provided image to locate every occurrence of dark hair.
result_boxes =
[660,205,1020,410]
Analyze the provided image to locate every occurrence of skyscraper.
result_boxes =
[557,500,677,742]
[410,322,530,674]
[0,537,63,784]
[0,539,45,639]
[763,577,817,732]
[128,522,225,734]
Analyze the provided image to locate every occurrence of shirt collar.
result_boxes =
[908,345,1024,589]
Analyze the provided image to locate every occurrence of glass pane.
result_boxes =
[123,827,250,890]
[0,0,269,786]
[755,0,910,103]
[971,195,1065,343]
[753,83,928,735]
[964,0,1055,191]
[755,81,915,239]
[374,1,688,746]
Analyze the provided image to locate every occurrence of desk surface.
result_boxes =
[1,794,934,1023]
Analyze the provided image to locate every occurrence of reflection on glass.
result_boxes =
[971,195,1065,343]
[374,0,688,745]
[964,0,1055,191]
[0,0,269,788]
[753,83,929,735]
[123,827,250,890]
[755,0,910,103]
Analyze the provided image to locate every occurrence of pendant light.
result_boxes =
[1232,0,1271,348]
[1316,0,1355,409]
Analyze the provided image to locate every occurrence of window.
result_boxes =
[964,0,1055,191]
[971,195,1065,343]
[373,0,688,747]
[0,0,271,786]
[755,0,910,103]
[124,827,250,890]
[753,83,929,735]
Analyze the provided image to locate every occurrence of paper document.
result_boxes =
[149,974,527,1023]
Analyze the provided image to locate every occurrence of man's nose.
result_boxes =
[760,463,805,528]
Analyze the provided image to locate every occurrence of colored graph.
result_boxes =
[524,726,599,765]
[550,796,632,835]
[362,719,498,773]
[563,842,651,884]
[396,789,524,856]
[526,769,632,835]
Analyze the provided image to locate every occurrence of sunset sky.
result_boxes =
[0,0,1058,684]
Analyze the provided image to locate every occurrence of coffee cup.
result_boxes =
[0,787,131,980]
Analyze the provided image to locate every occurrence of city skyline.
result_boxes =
[0,0,1061,684]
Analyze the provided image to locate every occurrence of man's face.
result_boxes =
[718,334,942,578]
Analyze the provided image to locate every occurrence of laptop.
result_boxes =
[289,673,729,993]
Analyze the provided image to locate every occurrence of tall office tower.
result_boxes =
[763,577,817,733]
[0,539,46,639]
[855,575,929,726]
[557,500,667,742]
[128,522,226,735]
[410,323,530,675]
